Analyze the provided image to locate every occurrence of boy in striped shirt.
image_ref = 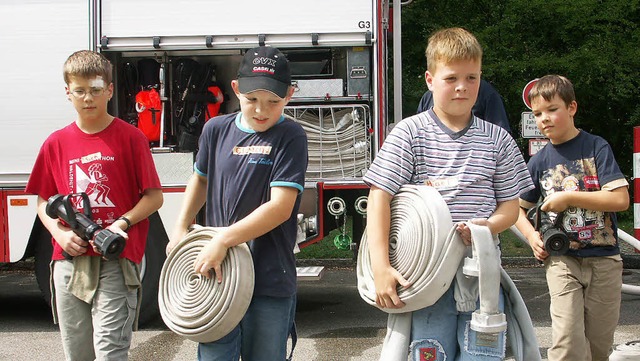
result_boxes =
[363,27,533,360]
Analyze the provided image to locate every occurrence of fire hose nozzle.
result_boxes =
[46,193,126,260]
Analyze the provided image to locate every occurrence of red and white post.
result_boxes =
[634,127,640,244]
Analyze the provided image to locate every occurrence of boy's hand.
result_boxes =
[541,192,570,213]
[167,228,189,255]
[456,218,490,246]
[56,226,89,257]
[527,230,549,261]
[194,236,229,283]
[373,266,411,309]
[105,223,129,239]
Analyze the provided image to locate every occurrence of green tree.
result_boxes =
[400,0,640,180]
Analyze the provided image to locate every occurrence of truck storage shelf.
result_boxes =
[289,97,371,103]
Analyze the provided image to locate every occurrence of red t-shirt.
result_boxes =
[26,118,161,263]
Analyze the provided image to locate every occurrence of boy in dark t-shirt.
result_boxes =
[514,75,629,361]
[167,46,308,361]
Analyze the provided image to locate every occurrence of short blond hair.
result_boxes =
[425,27,483,72]
[63,50,113,85]
[528,75,576,107]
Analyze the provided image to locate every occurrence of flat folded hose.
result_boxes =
[158,227,254,343]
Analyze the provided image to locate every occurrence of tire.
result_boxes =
[34,231,53,307]
[31,217,53,307]
[137,212,169,327]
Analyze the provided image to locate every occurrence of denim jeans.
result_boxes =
[197,294,296,361]
[410,283,506,361]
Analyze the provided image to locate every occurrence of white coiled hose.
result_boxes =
[158,227,254,343]
[357,185,509,361]
[287,107,369,179]
[357,185,467,312]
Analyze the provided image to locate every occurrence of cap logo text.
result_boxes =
[252,66,275,75]
[252,57,277,67]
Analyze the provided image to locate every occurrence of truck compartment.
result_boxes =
[104,47,374,246]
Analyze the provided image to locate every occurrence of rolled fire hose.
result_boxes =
[288,107,369,179]
[356,185,511,361]
[158,226,254,343]
[357,185,467,313]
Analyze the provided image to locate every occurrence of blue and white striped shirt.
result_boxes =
[364,110,534,222]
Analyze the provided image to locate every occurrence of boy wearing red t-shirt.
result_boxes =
[26,50,163,360]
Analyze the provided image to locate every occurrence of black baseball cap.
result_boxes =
[237,46,291,98]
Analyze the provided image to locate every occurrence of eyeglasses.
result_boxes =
[70,87,106,99]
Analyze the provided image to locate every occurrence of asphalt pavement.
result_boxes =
[1,260,639,360]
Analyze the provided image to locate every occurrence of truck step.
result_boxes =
[296,266,325,281]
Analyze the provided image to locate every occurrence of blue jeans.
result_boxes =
[198,294,296,361]
[410,283,505,361]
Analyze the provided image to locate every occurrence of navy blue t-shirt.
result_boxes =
[195,112,308,297]
[521,130,627,257]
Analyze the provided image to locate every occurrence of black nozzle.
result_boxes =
[527,203,570,256]
[93,230,126,260]
[45,193,125,260]
[543,229,570,256]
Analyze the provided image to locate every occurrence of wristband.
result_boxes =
[117,216,132,232]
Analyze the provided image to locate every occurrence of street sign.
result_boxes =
[522,79,539,110]
[529,138,549,156]
[521,111,543,138]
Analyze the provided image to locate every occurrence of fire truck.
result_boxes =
[0,0,405,324]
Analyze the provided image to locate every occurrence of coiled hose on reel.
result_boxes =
[286,106,369,179]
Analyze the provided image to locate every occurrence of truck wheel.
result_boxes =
[34,235,53,307]
[137,212,168,327]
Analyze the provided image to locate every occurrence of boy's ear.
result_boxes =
[284,86,295,102]
[425,71,433,90]
[568,100,578,117]
[230,80,241,95]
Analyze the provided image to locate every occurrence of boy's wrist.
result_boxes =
[116,216,131,232]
